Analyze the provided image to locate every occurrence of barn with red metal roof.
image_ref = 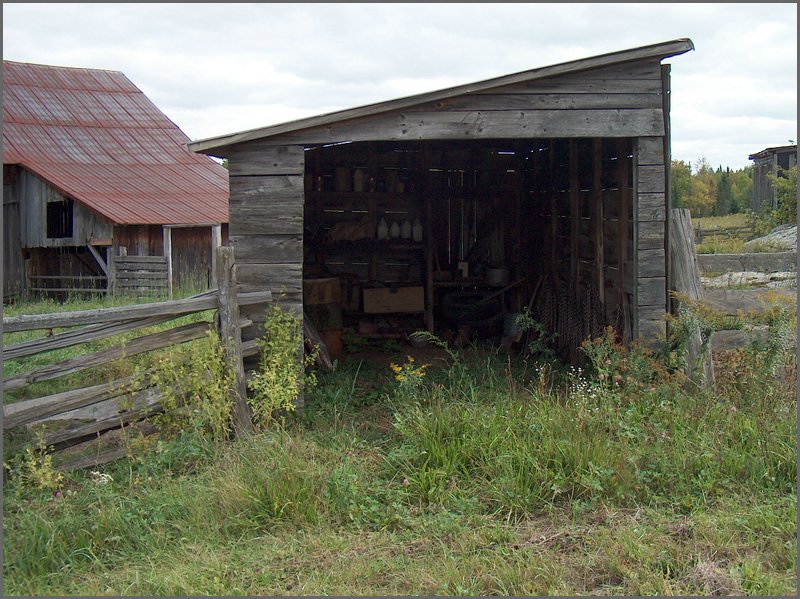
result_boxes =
[2,60,229,300]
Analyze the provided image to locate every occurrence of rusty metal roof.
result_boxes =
[2,60,228,225]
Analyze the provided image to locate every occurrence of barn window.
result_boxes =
[46,199,74,238]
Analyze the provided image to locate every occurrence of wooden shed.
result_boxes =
[748,144,797,214]
[2,61,229,301]
[189,39,694,362]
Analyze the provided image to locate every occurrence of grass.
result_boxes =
[2,297,797,595]
[695,235,787,255]
[693,213,750,230]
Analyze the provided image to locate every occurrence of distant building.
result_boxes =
[3,60,229,301]
[748,144,797,214]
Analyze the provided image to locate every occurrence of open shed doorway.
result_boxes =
[301,138,634,363]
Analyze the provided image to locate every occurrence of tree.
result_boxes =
[684,156,716,216]
[769,165,797,226]
[713,168,734,216]
[670,160,692,209]
[730,167,752,213]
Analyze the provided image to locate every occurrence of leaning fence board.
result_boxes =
[3,295,220,333]
[4,323,258,431]
[3,374,144,429]
[3,315,177,361]
[3,292,271,362]
[57,447,131,472]
[3,319,256,392]
[33,386,165,447]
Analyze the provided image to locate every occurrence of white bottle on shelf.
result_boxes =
[412,217,423,242]
[400,220,412,239]
[389,221,400,239]
[377,217,388,240]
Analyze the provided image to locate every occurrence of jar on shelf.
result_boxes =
[353,168,366,192]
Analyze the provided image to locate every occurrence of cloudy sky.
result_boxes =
[3,3,797,170]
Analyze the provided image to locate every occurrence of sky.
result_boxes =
[3,3,797,170]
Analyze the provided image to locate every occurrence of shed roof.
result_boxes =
[2,60,228,226]
[748,145,797,161]
[189,38,693,157]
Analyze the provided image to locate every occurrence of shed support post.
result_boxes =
[216,245,254,436]
[163,225,173,300]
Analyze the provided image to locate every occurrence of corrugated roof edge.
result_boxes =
[188,38,694,157]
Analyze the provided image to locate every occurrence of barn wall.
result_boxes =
[750,149,798,214]
[114,224,162,257]
[3,166,24,299]
[171,226,218,289]
[115,224,227,291]
[18,169,113,248]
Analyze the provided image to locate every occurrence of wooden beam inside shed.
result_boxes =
[592,138,604,306]
[569,140,579,285]
[616,138,631,340]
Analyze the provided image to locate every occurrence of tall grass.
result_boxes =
[2,313,796,595]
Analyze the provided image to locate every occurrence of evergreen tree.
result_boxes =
[713,168,734,216]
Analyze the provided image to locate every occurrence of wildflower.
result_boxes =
[402,478,410,487]
[90,470,113,486]
[54,490,63,500]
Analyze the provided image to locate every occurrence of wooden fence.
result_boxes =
[694,224,752,243]
[110,255,168,297]
[3,247,269,471]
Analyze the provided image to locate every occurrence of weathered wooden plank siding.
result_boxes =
[250,109,664,146]
[3,167,24,299]
[18,169,113,248]
[227,145,306,339]
[248,60,665,147]
[228,144,305,176]
[634,136,668,338]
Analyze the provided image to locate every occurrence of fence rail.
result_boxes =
[26,274,108,295]
[3,247,270,470]
[694,225,753,243]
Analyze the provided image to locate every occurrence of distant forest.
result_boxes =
[670,157,752,217]
[671,156,797,229]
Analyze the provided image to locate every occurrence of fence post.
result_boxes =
[216,246,254,435]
